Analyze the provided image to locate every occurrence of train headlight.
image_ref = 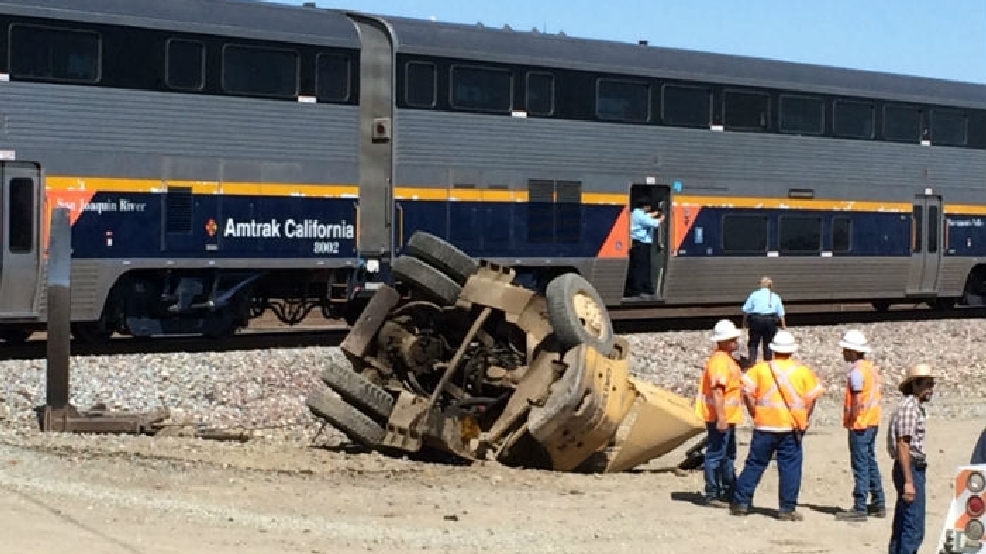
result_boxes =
[365,259,380,273]
[967,495,986,518]
[965,519,985,541]
[968,471,986,493]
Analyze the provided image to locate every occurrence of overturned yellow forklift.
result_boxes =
[306,231,705,472]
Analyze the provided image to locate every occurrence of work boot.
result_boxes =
[868,504,887,518]
[704,498,729,509]
[835,509,868,522]
[729,504,749,516]
[776,511,804,521]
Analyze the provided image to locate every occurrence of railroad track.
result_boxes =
[0,326,350,361]
[1,302,981,360]
[611,302,986,333]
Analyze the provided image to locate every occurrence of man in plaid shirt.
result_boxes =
[887,364,935,554]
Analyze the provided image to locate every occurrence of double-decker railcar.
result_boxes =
[0,0,983,343]
[383,12,986,311]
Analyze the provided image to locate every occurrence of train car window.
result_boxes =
[526,72,554,116]
[927,205,939,254]
[555,180,582,244]
[778,216,822,254]
[316,53,350,102]
[722,215,768,253]
[222,44,298,99]
[833,100,875,139]
[450,65,512,113]
[165,39,205,91]
[883,104,922,143]
[832,217,852,253]
[723,89,770,131]
[596,79,649,122]
[912,205,923,253]
[405,62,437,108]
[9,24,100,83]
[931,109,968,146]
[661,84,711,127]
[779,95,825,135]
[7,178,33,253]
[527,179,555,244]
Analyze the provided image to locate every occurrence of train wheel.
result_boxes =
[306,388,386,449]
[320,363,395,423]
[0,329,31,344]
[404,231,479,285]
[71,322,113,344]
[545,273,615,356]
[392,255,461,306]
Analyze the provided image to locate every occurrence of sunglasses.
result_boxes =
[915,378,935,387]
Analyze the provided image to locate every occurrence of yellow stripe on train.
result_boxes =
[44,176,986,214]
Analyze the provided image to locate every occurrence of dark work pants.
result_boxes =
[732,430,803,513]
[888,459,926,554]
[848,426,885,512]
[703,422,737,501]
[747,315,779,363]
[627,240,653,296]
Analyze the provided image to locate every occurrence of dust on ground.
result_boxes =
[0,408,975,554]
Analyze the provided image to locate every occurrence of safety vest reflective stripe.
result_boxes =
[757,363,805,409]
[701,396,743,407]
[843,361,882,429]
[749,362,812,430]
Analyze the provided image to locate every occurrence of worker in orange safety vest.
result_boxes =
[730,330,824,521]
[834,329,886,522]
[694,319,746,508]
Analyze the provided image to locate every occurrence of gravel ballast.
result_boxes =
[1,318,983,438]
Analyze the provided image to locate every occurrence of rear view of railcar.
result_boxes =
[0,0,369,341]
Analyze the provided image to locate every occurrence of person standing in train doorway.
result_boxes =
[741,277,786,364]
[625,198,664,300]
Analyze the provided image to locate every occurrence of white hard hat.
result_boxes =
[769,330,798,354]
[710,319,742,342]
[838,329,871,353]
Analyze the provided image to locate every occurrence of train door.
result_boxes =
[348,14,395,270]
[0,162,42,317]
[625,183,671,300]
[907,193,943,295]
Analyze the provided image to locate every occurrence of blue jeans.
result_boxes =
[848,426,885,512]
[732,429,803,513]
[703,422,737,500]
[888,459,926,554]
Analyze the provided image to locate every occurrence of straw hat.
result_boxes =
[710,319,742,342]
[769,330,798,354]
[899,363,934,393]
[838,329,871,353]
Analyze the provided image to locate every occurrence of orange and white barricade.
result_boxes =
[938,465,986,553]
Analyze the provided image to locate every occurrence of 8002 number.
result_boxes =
[313,242,340,254]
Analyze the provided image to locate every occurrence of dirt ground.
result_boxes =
[0,412,979,554]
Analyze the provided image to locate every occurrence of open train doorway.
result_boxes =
[623,182,671,302]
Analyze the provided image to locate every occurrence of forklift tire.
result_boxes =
[320,363,395,423]
[306,388,385,449]
[392,255,462,306]
[545,273,615,356]
[404,231,479,285]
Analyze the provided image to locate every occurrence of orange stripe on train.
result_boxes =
[671,204,702,255]
[596,207,629,258]
[41,190,97,258]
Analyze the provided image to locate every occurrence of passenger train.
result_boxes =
[0,0,983,342]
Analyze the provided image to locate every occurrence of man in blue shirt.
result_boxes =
[741,276,786,363]
[626,199,664,299]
